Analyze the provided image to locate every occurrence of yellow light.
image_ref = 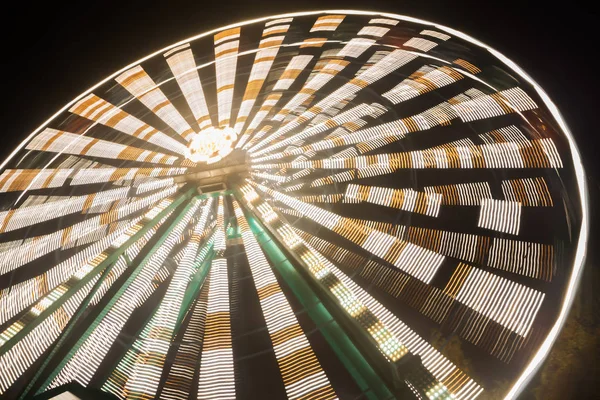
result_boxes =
[186,126,237,163]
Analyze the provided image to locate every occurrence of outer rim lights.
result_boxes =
[0,10,587,400]
[185,127,237,164]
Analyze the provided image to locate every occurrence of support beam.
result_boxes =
[174,163,248,187]
[100,281,167,389]
[11,187,195,398]
[177,244,214,329]
[239,195,394,400]
[30,191,199,397]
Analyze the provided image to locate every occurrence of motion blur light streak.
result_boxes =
[0,10,587,400]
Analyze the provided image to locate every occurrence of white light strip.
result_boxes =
[51,200,201,388]
[232,200,335,399]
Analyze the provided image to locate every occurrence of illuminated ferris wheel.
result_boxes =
[0,10,587,400]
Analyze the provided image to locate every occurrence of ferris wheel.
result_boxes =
[0,10,587,400]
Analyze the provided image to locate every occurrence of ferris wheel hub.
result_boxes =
[186,126,238,164]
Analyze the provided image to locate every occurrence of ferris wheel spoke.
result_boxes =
[160,277,211,400]
[0,186,177,275]
[0,186,130,234]
[213,28,241,129]
[43,197,202,392]
[382,65,464,105]
[193,196,237,400]
[116,176,177,194]
[103,199,214,399]
[251,102,384,160]
[288,183,442,218]
[242,124,273,151]
[26,128,180,165]
[0,168,75,193]
[116,65,196,142]
[423,181,494,206]
[231,18,291,137]
[164,43,213,132]
[70,167,187,186]
[343,184,442,217]
[0,167,186,193]
[232,199,337,399]
[500,176,554,206]
[237,95,281,149]
[69,94,188,156]
[249,49,418,154]
[266,128,367,186]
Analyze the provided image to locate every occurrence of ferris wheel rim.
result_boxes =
[0,10,589,400]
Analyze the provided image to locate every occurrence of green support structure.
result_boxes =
[98,290,165,388]
[197,189,233,199]
[101,218,215,390]
[1,188,192,359]
[240,198,394,400]
[176,244,214,329]
[17,188,196,399]
[30,190,198,397]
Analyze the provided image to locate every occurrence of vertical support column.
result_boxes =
[237,191,394,400]
[30,189,197,397]
[197,196,236,399]
[14,188,196,399]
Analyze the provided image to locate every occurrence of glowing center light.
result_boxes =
[186,127,237,164]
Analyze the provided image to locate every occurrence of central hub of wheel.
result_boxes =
[186,126,237,164]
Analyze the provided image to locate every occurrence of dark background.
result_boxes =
[1,1,597,398]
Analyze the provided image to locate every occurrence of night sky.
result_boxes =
[1,1,597,236]
[1,0,598,397]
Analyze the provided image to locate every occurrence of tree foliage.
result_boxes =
[528,276,600,399]
[429,270,599,400]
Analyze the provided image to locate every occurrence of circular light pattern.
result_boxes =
[186,127,237,163]
[0,10,587,400]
